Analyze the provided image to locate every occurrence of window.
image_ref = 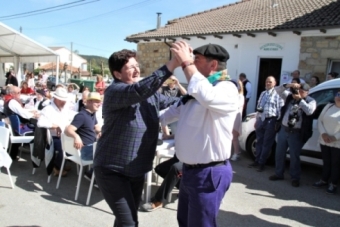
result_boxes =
[309,88,337,119]
[327,59,340,77]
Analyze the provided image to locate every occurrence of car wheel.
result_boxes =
[246,132,276,164]
[246,133,257,159]
[51,85,56,91]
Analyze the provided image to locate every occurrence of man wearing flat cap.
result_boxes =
[269,82,316,188]
[160,41,239,227]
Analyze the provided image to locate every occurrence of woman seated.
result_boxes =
[20,82,34,95]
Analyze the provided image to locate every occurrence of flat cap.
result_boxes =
[300,83,310,91]
[35,89,46,97]
[193,44,229,62]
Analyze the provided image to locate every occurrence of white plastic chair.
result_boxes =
[155,148,175,185]
[0,127,15,189]
[56,133,93,201]
[86,142,97,205]
[7,121,34,159]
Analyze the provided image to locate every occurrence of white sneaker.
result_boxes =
[230,154,239,161]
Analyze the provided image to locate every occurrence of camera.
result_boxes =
[287,104,300,128]
[290,88,299,95]
[256,107,264,113]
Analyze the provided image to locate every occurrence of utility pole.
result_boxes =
[70,42,73,79]
[19,26,22,33]
[101,61,104,79]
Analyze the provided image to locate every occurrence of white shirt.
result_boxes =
[0,99,4,113]
[42,73,48,84]
[244,81,252,99]
[34,98,50,111]
[8,99,34,119]
[27,78,35,89]
[37,99,77,137]
[318,103,340,148]
[160,72,239,164]
[96,105,103,127]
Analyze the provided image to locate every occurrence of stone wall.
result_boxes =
[137,42,171,77]
[299,36,340,82]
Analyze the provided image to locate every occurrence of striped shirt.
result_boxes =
[257,88,284,119]
[93,65,179,177]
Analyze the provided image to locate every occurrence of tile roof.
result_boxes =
[126,0,340,41]
[39,62,88,74]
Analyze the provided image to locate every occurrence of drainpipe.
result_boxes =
[164,38,172,60]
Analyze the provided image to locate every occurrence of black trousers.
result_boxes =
[153,156,182,202]
[94,167,145,227]
[320,144,340,185]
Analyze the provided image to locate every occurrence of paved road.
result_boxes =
[1,151,339,227]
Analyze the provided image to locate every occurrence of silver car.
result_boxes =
[238,78,340,165]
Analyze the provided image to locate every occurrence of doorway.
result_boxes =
[256,58,282,102]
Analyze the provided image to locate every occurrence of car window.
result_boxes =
[309,88,337,119]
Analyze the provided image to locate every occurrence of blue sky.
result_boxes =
[1,0,236,58]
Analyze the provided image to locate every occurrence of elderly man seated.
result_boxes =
[3,86,40,160]
[37,87,77,176]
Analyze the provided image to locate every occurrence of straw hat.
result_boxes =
[87,92,102,101]
[53,87,69,101]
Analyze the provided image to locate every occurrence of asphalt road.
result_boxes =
[1,151,339,227]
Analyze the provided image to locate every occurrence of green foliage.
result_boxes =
[80,54,110,77]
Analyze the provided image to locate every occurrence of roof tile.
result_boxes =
[126,0,340,40]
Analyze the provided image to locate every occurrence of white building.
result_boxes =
[35,46,88,80]
[125,0,340,115]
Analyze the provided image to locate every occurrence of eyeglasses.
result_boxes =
[125,64,140,70]
[335,93,340,97]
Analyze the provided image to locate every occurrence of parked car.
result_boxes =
[46,76,57,91]
[239,78,340,166]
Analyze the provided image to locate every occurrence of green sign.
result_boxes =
[260,43,283,51]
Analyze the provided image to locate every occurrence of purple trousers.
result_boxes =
[177,161,233,227]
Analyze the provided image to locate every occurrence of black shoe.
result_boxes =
[248,162,259,168]
[257,164,265,172]
[313,180,328,188]
[269,175,284,181]
[326,183,337,194]
[292,180,300,187]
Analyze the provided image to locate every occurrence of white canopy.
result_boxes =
[0,22,60,85]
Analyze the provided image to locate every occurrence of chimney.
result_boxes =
[157,12,162,29]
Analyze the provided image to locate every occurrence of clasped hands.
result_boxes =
[322,133,337,143]
[168,41,194,69]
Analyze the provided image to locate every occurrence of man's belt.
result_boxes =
[184,160,227,169]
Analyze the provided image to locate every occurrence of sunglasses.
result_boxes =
[335,93,340,97]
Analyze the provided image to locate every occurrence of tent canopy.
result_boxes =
[0,22,59,63]
[0,22,60,85]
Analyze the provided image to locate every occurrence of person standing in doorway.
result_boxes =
[239,73,251,118]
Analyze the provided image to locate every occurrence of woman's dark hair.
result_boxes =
[108,49,137,78]
[328,72,339,79]
[311,76,320,85]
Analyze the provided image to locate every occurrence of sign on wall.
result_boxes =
[260,43,284,51]
[280,71,291,85]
